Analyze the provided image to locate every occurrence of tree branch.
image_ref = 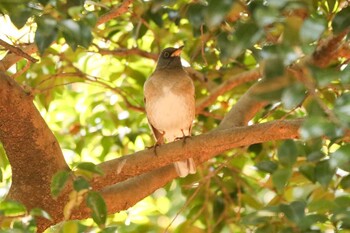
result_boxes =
[0,72,69,230]
[0,43,38,71]
[90,118,302,190]
[218,80,269,129]
[70,118,302,220]
[96,0,133,25]
[98,47,158,60]
[195,68,262,114]
[0,39,38,64]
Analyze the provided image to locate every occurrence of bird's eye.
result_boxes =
[163,52,170,58]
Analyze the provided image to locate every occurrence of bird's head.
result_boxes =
[155,46,184,70]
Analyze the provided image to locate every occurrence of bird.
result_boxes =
[143,46,196,177]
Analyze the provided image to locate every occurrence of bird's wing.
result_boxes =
[144,96,165,145]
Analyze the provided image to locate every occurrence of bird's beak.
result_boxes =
[171,46,184,57]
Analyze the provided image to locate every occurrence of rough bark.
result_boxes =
[0,72,69,231]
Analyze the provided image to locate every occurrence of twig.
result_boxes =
[0,39,38,64]
[312,29,350,67]
[11,60,31,79]
[200,24,208,66]
[97,0,132,25]
[98,47,158,61]
[184,66,207,83]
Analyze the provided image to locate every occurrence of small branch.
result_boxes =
[98,47,158,61]
[184,67,208,83]
[196,68,261,113]
[97,0,133,25]
[0,43,38,71]
[0,39,38,64]
[312,29,350,67]
[200,24,208,66]
[11,60,31,79]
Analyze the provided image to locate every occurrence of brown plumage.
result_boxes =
[143,46,196,177]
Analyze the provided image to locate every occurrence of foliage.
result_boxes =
[0,0,350,232]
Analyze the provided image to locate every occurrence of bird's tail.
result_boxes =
[174,158,196,177]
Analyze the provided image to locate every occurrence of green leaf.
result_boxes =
[279,201,306,224]
[35,16,58,54]
[340,175,350,189]
[51,170,70,197]
[315,160,335,188]
[300,116,342,140]
[253,6,279,27]
[8,5,33,29]
[60,19,81,50]
[272,168,292,193]
[300,17,326,43]
[340,65,350,83]
[310,66,341,87]
[218,21,263,61]
[248,143,263,155]
[86,191,107,227]
[332,6,350,34]
[187,3,206,29]
[299,164,315,182]
[277,140,298,167]
[281,83,306,110]
[213,197,225,220]
[59,20,92,50]
[0,200,26,216]
[30,208,52,221]
[205,0,235,28]
[38,0,50,5]
[256,160,278,173]
[73,176,91,191]
[334,93,350,127]
[75,162,104,176]
[304,99,325,116]
[330,145,350,172]
[266,0,289,8]
[100,226,119,233]
[264,57,284,79]
[306,151,325,162]
[83,12,97,27]
[299,214,328,230]
[61,221,80,233]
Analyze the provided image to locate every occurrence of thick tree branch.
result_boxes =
[218,80,270,129]
[0,72,69,230]
[90,118,302,190]
[68,118,302,220]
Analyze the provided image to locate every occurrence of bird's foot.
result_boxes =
[146,143,161,156]
[175,129,191,146]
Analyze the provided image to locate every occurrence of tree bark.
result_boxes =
[0,72,69,231]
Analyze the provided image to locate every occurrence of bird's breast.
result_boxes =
[146,90,195,140]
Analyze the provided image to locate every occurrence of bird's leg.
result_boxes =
[146,130,165,156]
[175,129,191,146]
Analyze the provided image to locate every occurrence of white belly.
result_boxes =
[146,91,194,142]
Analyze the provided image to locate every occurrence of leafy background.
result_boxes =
[0,0,350,232]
